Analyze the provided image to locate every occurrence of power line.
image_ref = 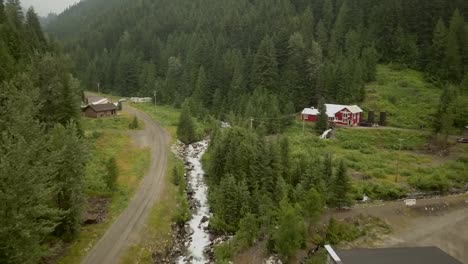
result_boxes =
[247,112,301,121]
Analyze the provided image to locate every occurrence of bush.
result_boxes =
[214,241,235,263]
[325,218,362,245]
[128,116,139,129]
[408,173,450,193]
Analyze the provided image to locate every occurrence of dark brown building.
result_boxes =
[83,103,118,118]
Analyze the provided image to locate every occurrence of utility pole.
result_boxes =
[302,117,305,134]
[154,81,157,106]
[250,118,254,130]
[395,138,404,183]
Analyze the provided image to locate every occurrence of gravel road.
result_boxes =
[82,103,170,264]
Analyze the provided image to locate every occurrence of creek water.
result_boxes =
[177,140,211,264]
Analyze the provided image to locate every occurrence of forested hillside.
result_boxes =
[45,0,468,262]
[48,0,468,124]
[0,0,86,262]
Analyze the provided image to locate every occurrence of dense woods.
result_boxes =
[204,127,351,260]
[44,0,468,261]
[48,0,468,121]
[0,0,85,262]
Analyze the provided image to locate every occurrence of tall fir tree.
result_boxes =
[50,122,86,241]
[177,102,197,144]
[330,160,353,208]
[0,77,61,263]
[316,99,328,133]
[251,36,279,94]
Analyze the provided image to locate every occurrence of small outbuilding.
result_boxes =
[82,103,118,118]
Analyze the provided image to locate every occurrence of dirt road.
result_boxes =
[82,104,170,264]
[327,194,468,263]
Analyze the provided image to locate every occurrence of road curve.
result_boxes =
[82,103,170,264]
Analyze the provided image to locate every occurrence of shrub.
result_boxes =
[408,173,450,193]
[214,241,235,263]
[128,116,139,129]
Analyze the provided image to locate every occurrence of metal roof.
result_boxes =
[302,104,363,118]
[86,103,118,112]
[336,247,462,264]
[302,107,320,115]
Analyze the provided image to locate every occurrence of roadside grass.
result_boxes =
[57,116,150,264]
[285,121,468,199]
[130,102,210,142]
[82,112,144,132]
[121,153,186,264]
[362,65,441,129]
[129,103,180,139]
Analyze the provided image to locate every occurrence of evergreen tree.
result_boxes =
[323,153,333,186]
[50,122,86,241]
[5,0,23,28]
[361,45,378,82]
[0,78,61,263]
[301,187,324,223]
[307,41,324,102]
[235,213,259,249]
[251,36,279,93]
[26,8,46,48]
[330,160,353,208]
[193,66,207,105]
[105,157,119,191]
[0,0,5,23]
[129,116,139,129]
[430,18,448,80]
[316,99,328,133]
[177,102,197,144]
[273,199,305,260]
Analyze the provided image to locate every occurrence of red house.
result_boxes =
[301,104,363,126]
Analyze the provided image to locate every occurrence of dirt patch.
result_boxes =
[82,197,109,225]
[327,194,468,263]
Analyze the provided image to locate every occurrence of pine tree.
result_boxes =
[301,187,324,223]
[316,99,328,133]
[330,160,352,208]
[129,116,139,129]
[315,20,328,55]
[430,18,448,80]
[446,30,462,83]
[361,45,378,82]
[0,39,14,82]
[5,0,23,28]
[274,199,305,260]
[177,102,197,144]
[307,41,324,102]
[50,122,86,241]
[26,8,46,48]
[0,79,61,263]
[323,153,333,185]
[251,36,279,93]
[322,0,334,30]
[0,0,5,23]
[193,66,207,104]
[105,157,119,191]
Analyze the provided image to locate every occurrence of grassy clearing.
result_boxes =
[57,116,150,264]
[129,103,180,139]
[130,102,210,142]
[285,122,468,199]
[362,65,441,129]
[121,153,186,264]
